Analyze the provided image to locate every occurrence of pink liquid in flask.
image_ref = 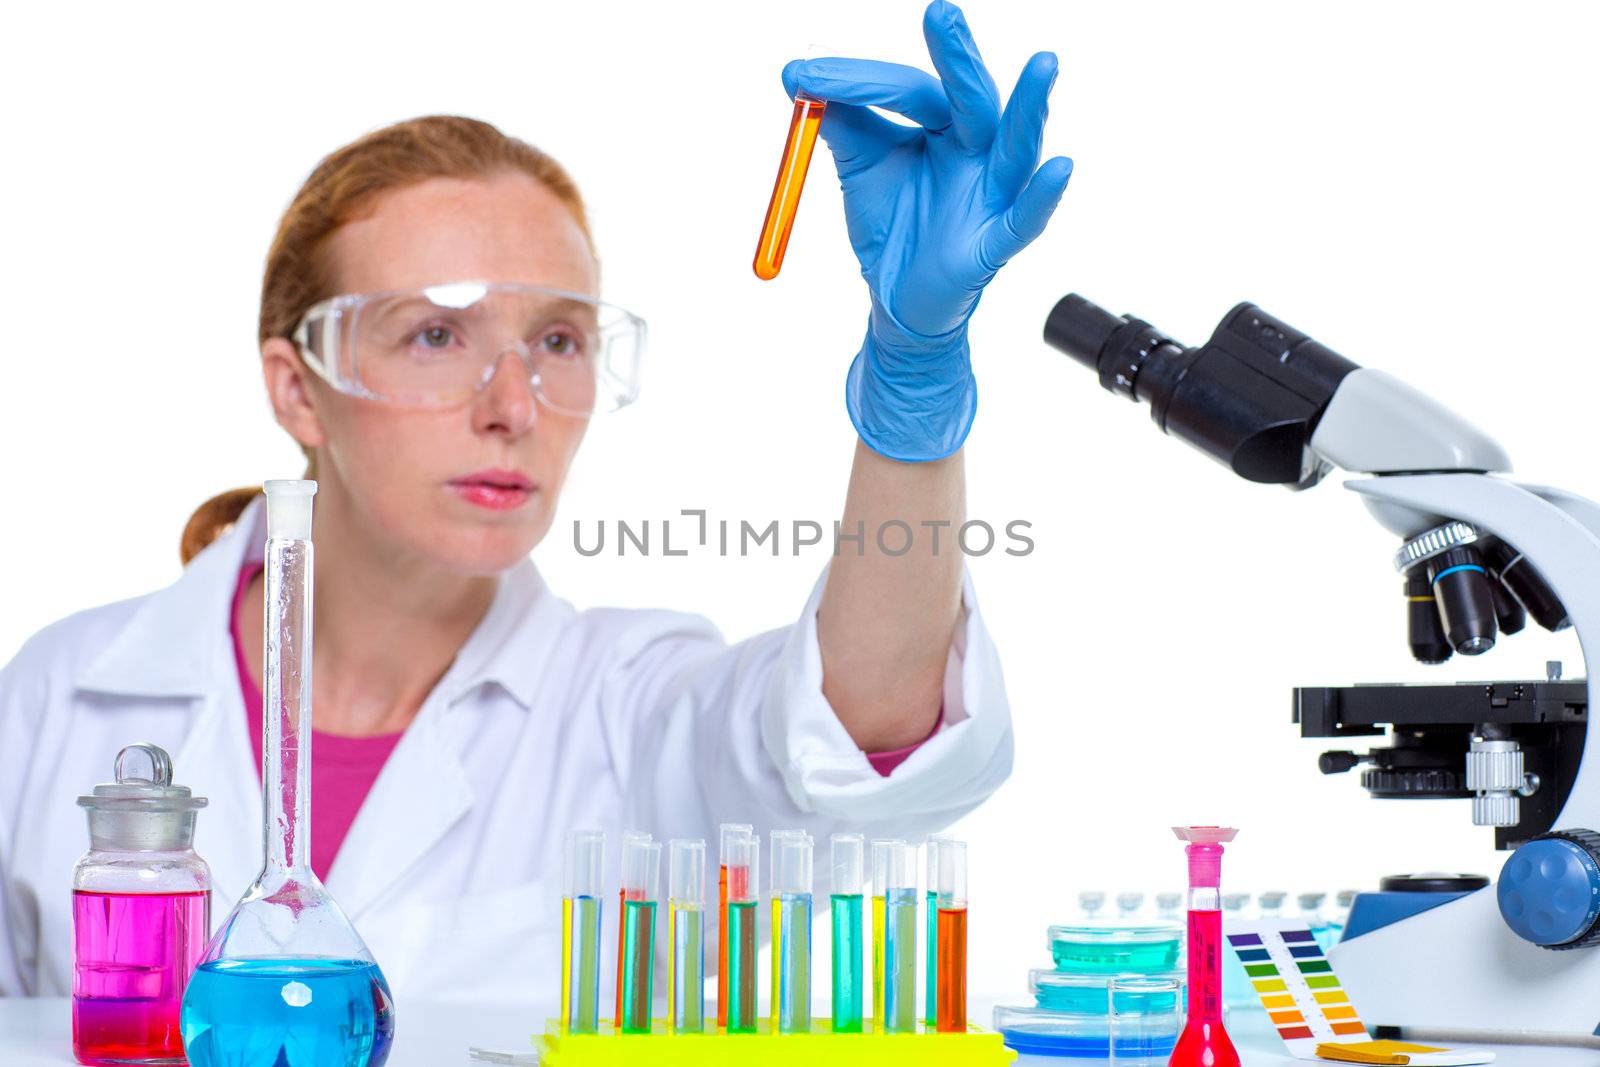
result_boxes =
[73,889,210,1065]
[1170,826,1240,1067]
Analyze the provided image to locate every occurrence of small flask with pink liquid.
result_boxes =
[73,743,211,1066]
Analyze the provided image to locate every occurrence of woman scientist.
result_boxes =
[0,1,1070,1001]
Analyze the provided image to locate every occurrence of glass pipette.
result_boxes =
[561,830,604,1033]
[752,90,826,280]
[716,823,752,1029]
[830,833,865,1033]
[771,831,814,1032]
[934,839,968,1032]
[667,839,705,1033]
[1171,826,1242,1067]
[618,836,661,1034]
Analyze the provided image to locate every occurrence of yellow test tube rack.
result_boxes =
[536,1018,1015,1066]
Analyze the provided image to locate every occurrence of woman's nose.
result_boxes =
[471,348,538,437]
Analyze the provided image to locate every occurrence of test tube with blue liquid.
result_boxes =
[880,840,917,1033]
[724,833,760,1033]
[667,839,705,1033]
[770,831,813,1032]
[561,830,605,1033]
[618,836,661,1034]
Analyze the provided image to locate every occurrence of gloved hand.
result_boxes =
[782,0,1073,462]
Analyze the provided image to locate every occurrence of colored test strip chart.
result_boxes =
[1225,920,1368,1058]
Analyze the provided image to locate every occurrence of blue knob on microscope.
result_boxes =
[1497,830,1600,949]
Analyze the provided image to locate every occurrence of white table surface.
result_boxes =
[3,997,1597,1066]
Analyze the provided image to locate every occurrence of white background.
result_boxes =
[3,0,1598,1002]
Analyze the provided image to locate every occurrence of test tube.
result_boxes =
[880,840,917,1033]
[934,839,968,1032]
[752,89,827,280]
[724,833,760,1033]
[716,823,753,1028]
[924,837,945,1026]
[770,831,814,1033]
[830,834,865,1033]
[619,836,661,1034]
[667,839,706,1033]
[869,839,898,1030]
[561,830,605,1033]
[614,830,651,1027]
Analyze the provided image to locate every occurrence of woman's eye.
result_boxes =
[542,330,583,357]
[418,325,454,348]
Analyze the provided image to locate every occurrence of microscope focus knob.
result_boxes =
[1498,830,1600,949]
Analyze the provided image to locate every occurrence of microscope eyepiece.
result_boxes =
[1044,294,1359,486]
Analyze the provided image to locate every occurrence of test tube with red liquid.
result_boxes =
[1170,826,1242,1067]
[753,91,827,280]
[716,823,753,1028]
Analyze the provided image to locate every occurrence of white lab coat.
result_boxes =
[0,497,1013,1004]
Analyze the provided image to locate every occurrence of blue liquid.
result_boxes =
[180,958,394,1067]
[999,1030,1176,1059]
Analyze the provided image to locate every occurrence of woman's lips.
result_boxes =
[447,470,536,511]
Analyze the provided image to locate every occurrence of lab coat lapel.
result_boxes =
[327,695,474,921]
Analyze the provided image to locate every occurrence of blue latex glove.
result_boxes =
[782,0,1073,462]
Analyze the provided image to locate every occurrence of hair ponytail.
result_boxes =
[180,487,262,565]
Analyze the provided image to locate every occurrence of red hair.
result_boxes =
[181,115,596,564]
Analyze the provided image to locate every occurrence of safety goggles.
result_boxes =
[292,281,645,415]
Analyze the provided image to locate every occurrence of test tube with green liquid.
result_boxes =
[770,831,813,1033]
[724,833,760,1033]
[924,837,944,1026]
[667,839,705,1033]
[618,836,661,1034]
[560,830,604,1033]
[830,833,865,1033]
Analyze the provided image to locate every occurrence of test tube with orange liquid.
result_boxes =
[753,91,827,280]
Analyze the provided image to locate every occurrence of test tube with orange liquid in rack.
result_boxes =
[933,839,968,1032]
[753,91,827,280]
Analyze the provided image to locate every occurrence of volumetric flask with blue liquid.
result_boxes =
[180,481,395,1067]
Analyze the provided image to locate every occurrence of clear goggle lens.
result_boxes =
[293,281,645,415]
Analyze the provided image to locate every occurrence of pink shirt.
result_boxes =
[229,563,934,880]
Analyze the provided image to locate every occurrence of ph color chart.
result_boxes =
[1225,920,1368,1058]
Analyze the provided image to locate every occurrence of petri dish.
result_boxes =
[1047,921,1183,974]
[993,1004,1110,1058]
[1030,968,1186,1014]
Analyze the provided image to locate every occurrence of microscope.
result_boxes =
[1045,295,1600,1044]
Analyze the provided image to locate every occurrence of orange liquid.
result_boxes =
[936,907,967,1032]
[614,887,645,1027]
[717,864,749,1027]
[753,96,826,280]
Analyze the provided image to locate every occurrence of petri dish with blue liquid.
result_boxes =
[1047,920,1183,974]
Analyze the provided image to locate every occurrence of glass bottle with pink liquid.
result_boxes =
[73,743,211,1066]
[1169,826,1240,1067]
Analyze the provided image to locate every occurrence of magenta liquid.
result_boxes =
[1170,908,1240,1067]
[73,890,210,1065]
